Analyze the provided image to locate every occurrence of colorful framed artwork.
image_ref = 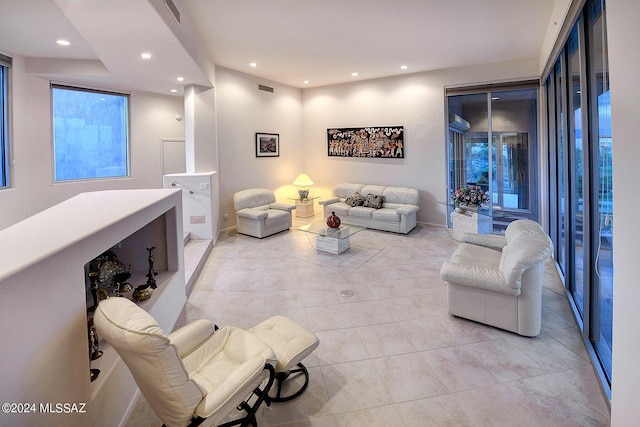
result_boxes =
[327,126,404,158]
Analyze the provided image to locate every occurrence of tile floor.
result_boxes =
[127,215,611,427]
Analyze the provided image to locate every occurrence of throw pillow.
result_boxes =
[345,191,366,207]
[363,194,384,209]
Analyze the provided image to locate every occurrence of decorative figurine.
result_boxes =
[87,318,102,382]
[87,272,100,312]
[113,266,133,294]
[87,318,103,361]
[89,249,130,298]
[145,246,157,289]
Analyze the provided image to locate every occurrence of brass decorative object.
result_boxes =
[87,272,100,312]
[87,318,102,382]
[145,246,157,289]
[89,250,131,297]
[132,284,154,302]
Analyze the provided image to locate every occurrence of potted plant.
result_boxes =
[452,185,489,212]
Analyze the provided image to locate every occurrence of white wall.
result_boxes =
[0,54,185,230]
[302,58,539,225]
[608,0,640,424]
[215,67,304,228]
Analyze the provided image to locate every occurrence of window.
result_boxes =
[544,0,612,395]
[52,85,130,182]
[0,53,10,188]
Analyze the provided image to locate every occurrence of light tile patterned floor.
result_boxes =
[127,215,611,427]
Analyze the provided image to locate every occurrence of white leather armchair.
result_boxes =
[440,220,553,337]
[233,188,295,238]
[93,298,276,427]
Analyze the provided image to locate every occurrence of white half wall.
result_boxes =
[0,54,185,230]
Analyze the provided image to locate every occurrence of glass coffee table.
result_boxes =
[297,221,366,254]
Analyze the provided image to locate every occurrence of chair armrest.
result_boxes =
[169,319,216,358]
[396,205,419,216]
[440,261,520,296]
[236,208,268,220]
[460,233,507,250]
[318,197,339,206]
[269,202,295,212]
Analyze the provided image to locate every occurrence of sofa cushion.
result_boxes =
[349,206,374,218]
[360,185,386,196]
[383,187,420,205]
[363,194,384,209]
[326,201,351,218]
[345,192,366,207]
[372,208,400,222]
[333,183,365,199]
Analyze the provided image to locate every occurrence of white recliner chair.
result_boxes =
[440,220,553,337]
[93,298,276,427]
[233,188,295,238]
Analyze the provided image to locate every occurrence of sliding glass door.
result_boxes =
[447,87,538,230]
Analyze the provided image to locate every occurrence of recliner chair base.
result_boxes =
[270,362,310,402]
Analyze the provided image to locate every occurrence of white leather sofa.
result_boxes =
[233,188,295,238]
[440,220,553,337]
[318,183,419,234]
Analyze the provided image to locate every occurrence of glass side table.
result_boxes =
[288,197,319,218]
[297,221,366,254]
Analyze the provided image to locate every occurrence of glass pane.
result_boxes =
[52,87,129,181]
[465,136,489,186]
[567,24,585,316]
[447,93,488,202]
[589,0,612,381]
[490,88,538,222]
[555,59,567,273]
[0,65,7,188]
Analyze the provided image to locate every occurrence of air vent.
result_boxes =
[448,114,470,132]
[165,0,181,24]
[258,84,274,93]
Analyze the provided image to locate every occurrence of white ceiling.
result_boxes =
[0,0,556,94]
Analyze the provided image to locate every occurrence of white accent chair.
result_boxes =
[440,220,553,337]
[93,298,276,427]
[233,188,295,238]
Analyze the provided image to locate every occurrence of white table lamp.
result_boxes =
[293,174,314,200]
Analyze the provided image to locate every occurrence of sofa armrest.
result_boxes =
[237,208,268,220]
[440,261,520,296]
[396,205,419,216]
[318,197,339,206]
[270,202,295,212]
[169,319,216,358]
[460,233,507,250]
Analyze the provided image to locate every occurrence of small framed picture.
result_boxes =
[255,132,280,157]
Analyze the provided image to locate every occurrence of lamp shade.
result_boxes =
[293,174,314,187]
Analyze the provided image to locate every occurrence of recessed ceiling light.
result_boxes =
[140,52,154,60]
[250,62,257,67]
[352,72,358,77]
[401,65,408,70]
[303,80,309,84]
[56,39,71,46]
[170,89,178,93]
[176,76,185,82]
